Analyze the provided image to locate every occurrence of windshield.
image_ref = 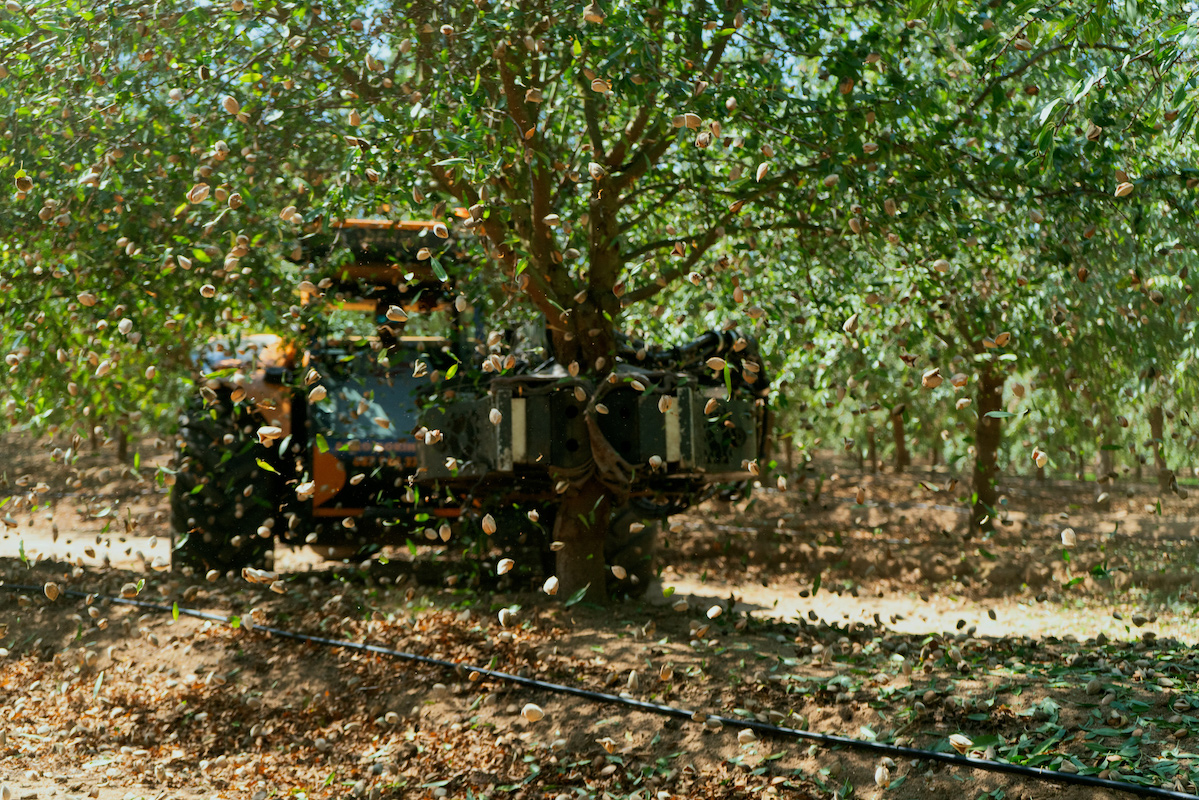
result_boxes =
[310,357,427,443]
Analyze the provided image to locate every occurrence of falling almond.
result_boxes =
[755,162,769,182]
[921,368,943,389]
[582,2,605,23]
[257,425,283,444]
[521,703,545,722]
[497,558,515,575]
[1115,182,1134,197]
[481,513,497,535]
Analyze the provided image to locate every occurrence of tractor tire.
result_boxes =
[171,395,283,572]
[605,505,660,599]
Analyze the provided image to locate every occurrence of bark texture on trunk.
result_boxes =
[1150,405,1170,492]
[891,411,910,473]
[553,477,612,603]
[970,366,1005,535]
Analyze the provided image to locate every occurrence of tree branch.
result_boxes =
[577,72,608,163]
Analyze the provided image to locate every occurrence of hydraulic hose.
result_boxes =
[0,583,1193,800]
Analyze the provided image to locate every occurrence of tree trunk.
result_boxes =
[1134,451,1143,483]
[971,365,1005,535]
[783,434,794,472]
[866,425,878,474]
[553,477,612,603]
[1150,405,1170,492]
[891,411,910,473]
[546,294,619,603]
[930,441,940,470]
[1097,447,1114,484]
[117,428,129,464]
[1075,450,1086,482]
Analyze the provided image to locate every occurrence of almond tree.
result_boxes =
[2,0,1195,596]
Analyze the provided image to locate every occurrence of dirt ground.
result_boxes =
[4,431,1199,799]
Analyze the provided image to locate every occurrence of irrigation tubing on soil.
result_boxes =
[2,583,1196,800]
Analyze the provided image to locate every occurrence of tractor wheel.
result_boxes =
[605,505,660,599]
[171,395,283,572]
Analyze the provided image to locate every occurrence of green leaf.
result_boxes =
[229,615,241,629]
[172,602,180,621]
[662,585,675,598]
[430,258,448,283]
[564,583,591,607]
[256,458,279,474]
[572,39,582,57]
[445,362,458,380]
[985,411,1015,418]
[316,433,329,453]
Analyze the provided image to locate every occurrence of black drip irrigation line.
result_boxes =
[2,583,1196,800]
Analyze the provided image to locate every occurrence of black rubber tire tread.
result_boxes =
[605,506,660,599]
[171,395,283,572]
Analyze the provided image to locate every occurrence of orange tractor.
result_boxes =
[171,220,769,592]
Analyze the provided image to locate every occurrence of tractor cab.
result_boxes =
[289,219,473,525]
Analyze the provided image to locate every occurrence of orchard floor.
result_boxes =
[3,432,1199,800]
